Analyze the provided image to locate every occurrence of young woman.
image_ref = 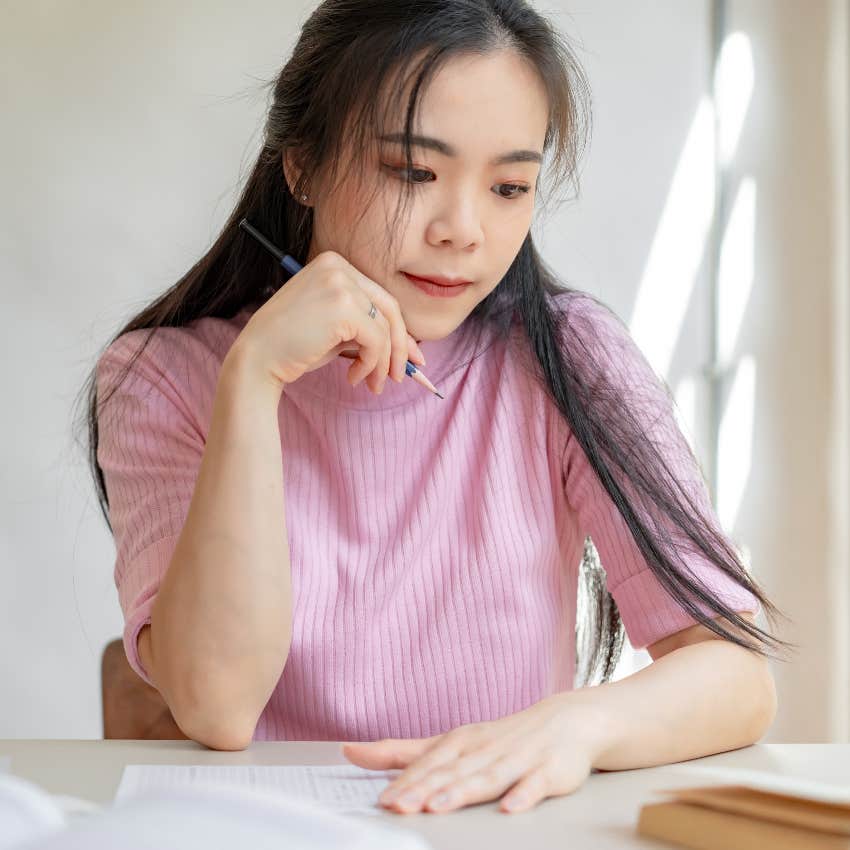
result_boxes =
[81,0,792,816]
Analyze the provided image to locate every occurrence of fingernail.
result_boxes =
[414,345,426,365]
[397,792,421,809]
[504,794,525,811]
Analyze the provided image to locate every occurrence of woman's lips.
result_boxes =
[402,272,472,298]
[402,272,472,287]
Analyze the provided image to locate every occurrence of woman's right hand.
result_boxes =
[231,250,426,395]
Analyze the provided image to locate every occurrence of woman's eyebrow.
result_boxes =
[378,132,542,165]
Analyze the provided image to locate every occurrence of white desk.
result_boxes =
[2,740,847,849]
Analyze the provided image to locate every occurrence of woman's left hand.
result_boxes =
[340,693,605,814]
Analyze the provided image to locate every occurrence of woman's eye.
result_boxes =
[382,164,530,200]
[384,165,433,184]
[495,183,531,199]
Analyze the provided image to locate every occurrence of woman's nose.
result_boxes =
[427,195,484,249]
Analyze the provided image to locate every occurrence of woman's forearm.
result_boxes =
[559,638,778,771]
[144,345,292,750]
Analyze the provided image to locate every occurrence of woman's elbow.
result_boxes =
[168,676,258,751]
[176,708,256,751]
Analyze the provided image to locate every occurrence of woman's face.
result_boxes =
[294,49,549,342]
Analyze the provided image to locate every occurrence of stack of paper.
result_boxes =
[637,766,850,850]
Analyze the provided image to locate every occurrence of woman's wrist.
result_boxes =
[548,686,618,769]
[221,341,285,409]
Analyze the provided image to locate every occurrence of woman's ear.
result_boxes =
[282,148,309,204]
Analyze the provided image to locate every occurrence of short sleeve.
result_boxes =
[96,331,209,686]
[558,292,761,650]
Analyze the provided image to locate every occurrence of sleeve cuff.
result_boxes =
[115,533,182,689]
[610,566,763,650]
[123,606,155,688]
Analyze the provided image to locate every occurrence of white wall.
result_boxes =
[715,0,850,742]
[1,0,846,741]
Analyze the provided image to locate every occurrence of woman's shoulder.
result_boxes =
[548,287,628,337]
[546,287,657,387]
[98,307,255,379]
[503,286,622,372]
[94,309,258,430]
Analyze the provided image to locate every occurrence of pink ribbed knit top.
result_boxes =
[95,289,760,742]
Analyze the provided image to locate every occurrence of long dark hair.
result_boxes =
[73,0,794,688]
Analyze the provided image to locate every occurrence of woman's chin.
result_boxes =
[405,317,465,343]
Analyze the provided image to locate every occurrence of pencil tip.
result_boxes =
[435,391,444,399]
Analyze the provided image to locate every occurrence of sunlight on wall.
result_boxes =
[718,355,757,531]
[716,178,758,531]
[718,179,757,365]
[714,34,757,534]
[716,33,755,168]
[628,97,716,377]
